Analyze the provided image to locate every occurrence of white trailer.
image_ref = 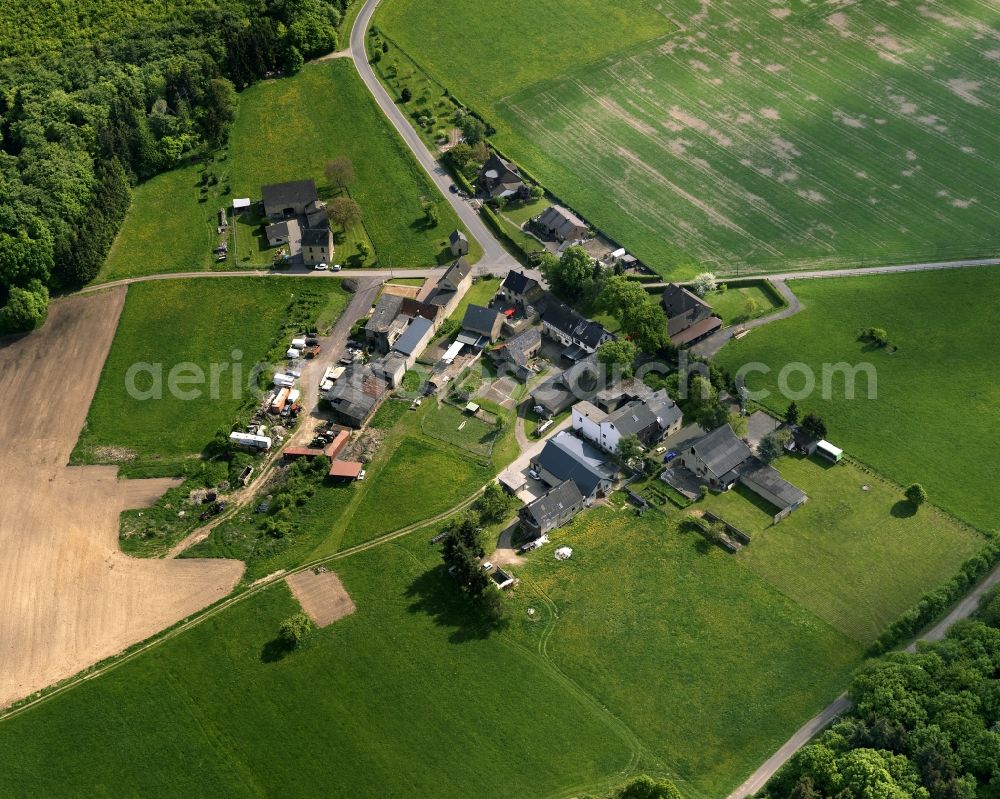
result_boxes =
[229,431,272,451]
[273,373,295,388]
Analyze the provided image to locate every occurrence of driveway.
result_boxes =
[498,414,573,497]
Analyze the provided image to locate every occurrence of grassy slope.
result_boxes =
[706,283,782,325]
[97,60,479,282]
[508,504,862,796]
[0,555,633,799]
[703,455,984,643]
[74,279,346,463]
[715,267,1000,532]
[380,0,1000,277]
[228,61,475,268]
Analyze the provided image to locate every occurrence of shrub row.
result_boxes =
[868,538,1000,655]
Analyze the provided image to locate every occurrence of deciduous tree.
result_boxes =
[327,196,361,230]
[325,156,354,191]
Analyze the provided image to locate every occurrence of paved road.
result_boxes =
[691,279,802,358]
[349,0,518,273]
[728,557,1000,798]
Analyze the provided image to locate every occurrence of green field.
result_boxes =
[98,60,479,281]
[73,279,347,466]
[705,282,783,325]
[702,455,985,643]
[447,276,501,323]
[380,0,1000,276]
[715,267,1000,533]
[421,399,498,457]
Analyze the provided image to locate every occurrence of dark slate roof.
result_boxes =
[533,432,614,497]
[443,257,471,284]
[689,424,752,479]
[522,480,584,527]
[739,459,807,509]
[531,354,601,415]
[448,229,467,244]
[662,283,712,320]
[501,270,540,297]
[365,293,405,334]
[537,205,587,238]
[542,298,609,350]
[495,328,541,367]
[479,154,521,183]
[605,400,660,438]
[265,220,294,238]
[461,304,503,336]
[647,391,683,429]
[324,365,388,424]
[399,297,440,322]
[301,228,331,247]
[392,316,434,357]
[670,315,723,345]
[261,180,317,208]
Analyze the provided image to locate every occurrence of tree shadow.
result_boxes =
[404,566,509,644]
[260,637,294,663]
[891,500,917,519]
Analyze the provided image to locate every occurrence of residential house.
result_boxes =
[425,257,473,318]
[391,316,435,369]
[477,154,528,200]
[519,479,585,537]
[572,393,682,454]
[370,352,408,389]
[262,180,318,220]
[535,205,589,243]
[304,199,328,229]
[495,270,545,311]
[661,283,723,348]
[365,293,406,353]
[301,227,334,266]
[531,354,601,418]
[324,365,389,428]
[448,229,469,257]
[460,304,504,347]
[680,423,808,518]
[265,218,300,247]
[491,327,541,381]
[541,299,613,360]
[400,297,442,328]
[530,431,616,501]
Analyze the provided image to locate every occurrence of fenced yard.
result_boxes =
[421,399,499,457]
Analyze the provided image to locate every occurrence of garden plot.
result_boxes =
[495,0,1000,275]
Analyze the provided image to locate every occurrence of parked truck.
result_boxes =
[270,387,291,414]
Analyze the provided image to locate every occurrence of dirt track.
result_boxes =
[0,289,242,708]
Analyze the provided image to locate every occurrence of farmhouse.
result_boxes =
[572,392,681,454]
[425,258,473,318]
[661,283,723,348]
[301,227,334,266]
[531,431,616,501]
[262,179,318,220]
[324,365,389,428]
[265,218,300,247]
[477,154,528,199]
[365,293,406,353]
[460,304,504,346]
[519,479,586,537]
[535,204,589,243]
[448,229,469,257]
[541,299,612,360]
[680,423,808,517]
[496,270,545,311]
[391,316,435,369]
[491,327,541,381]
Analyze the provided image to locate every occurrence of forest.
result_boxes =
[762,588,1000,799]
[0,0,352,333]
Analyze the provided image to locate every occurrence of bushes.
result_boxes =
[868,538,1000,655]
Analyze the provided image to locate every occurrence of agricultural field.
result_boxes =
[97,60,478,282]
[715,267,1000,533]
[73,279,347,469]
[380,0,1000,277]
[702,455,985,644]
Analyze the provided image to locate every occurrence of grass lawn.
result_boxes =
[501,196,547,226]
[385,277,425,287]
[706,282,783,325]
[381,0,1000,277]
[715,267,1000,532]
[97,162,222,282]
[702,455,985,644]
[0,544,635,799]
[228,61,477,268]
[420,399,498,457]
[447,276,501,322]
[73,279,348,467]
[508,503,862,796]
[337,437,492,549]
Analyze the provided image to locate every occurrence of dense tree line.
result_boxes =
[762,594,1000,799]
[0,0,351,333]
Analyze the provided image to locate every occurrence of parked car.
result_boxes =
[331,264,342,272]
[448,183,458,193]
[663,450,679,463]
[527,469,540,480]
[357,469,366,481]
[480,561,494,572]
[314,262,329,271]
